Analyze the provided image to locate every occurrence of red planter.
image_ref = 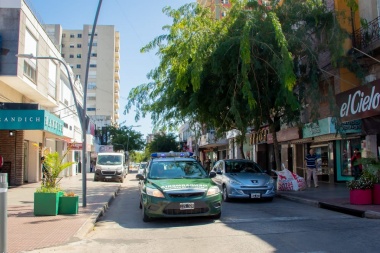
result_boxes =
[350,189,372,205]
[373,184,380,205]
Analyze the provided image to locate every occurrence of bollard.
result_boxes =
[0,173,8,253]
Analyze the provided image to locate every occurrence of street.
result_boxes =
[27,172,380,253]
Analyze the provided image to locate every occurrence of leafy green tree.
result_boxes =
[108,125,145,156]
[126,0,347,170]
[146,133,179,154]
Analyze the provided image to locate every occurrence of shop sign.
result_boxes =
[68,143,83,150]
[277,127,301,142]
[0,110,63,136]
[303,117,361,138]
[336,80,380,122]
[251,127,269,144]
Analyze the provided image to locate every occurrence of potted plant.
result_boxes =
[34,150,75,216]
[346,171,375,205]
[362,157,380,204]
[59,191,79,215]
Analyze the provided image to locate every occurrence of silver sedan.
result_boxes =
[211,159,276,202]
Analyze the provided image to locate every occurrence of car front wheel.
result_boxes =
[141,198,151,222]
[223,186,230,202]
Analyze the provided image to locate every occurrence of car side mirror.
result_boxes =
[136,174,145,180]
[209,171,217,178]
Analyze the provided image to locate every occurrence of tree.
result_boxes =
[126,0,348,170]
[146,133,179,154]
[108,125,145,154]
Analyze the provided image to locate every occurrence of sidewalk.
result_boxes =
[4,174,380,253]
[276,182,380,219]
[5,173,121,253]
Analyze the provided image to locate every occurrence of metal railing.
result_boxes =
[353,16,380,50]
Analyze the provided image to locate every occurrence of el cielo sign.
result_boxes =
[336,80,380,122]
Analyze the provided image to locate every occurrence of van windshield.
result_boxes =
[98,155,123,165]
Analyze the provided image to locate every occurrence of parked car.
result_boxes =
[211,159,275,202]
[136,162,148,179]
[136,152,222,222]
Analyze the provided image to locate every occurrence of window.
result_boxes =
[77,34,82,38]
[91,53,97,57]
[87,96,96,100]
[48,59,57,98]
[70,34,75,38]
[77,54,81,58]
[87,107,96,111]
[69,44,74,48]
[62,34,66,38]
[88,82,96,89]
[69,54,74,58]
[76,74,81,80]
[23,29,37,82]
[76,64,81,69]
[77,44,82,48]
[90,64,97,68]
[61,53,65,58]
[62,44,65,48]
[89,42,98,46]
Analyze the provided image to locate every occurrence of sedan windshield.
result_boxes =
[225,161,263,173]
[149,161,207,179]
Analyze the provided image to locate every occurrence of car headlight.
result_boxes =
[266,177,275,185]
[146,187,165,198]
[207,186,221,196]
[228,178,242,185]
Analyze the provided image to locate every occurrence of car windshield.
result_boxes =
[225,161,263,173]
[148,161,207,179]
[140,163,148,169]
[97,155,123,165]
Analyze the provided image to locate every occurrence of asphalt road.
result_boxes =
[27,172,380,253]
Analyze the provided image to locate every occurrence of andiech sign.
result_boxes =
[336,80,380,122]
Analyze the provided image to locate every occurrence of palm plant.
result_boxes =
[37,150,75,193]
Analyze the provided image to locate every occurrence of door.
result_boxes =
[23,141,29,182]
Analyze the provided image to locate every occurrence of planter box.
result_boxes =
[34,191,64,216]
[373,184,380,205]
[58,195,79,214]
[350,189,372,205]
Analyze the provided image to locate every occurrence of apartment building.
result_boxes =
[0,0,86,185]
[60,25,120,131]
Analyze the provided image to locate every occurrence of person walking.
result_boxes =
[305,148,318,188]
[351,148,362,180]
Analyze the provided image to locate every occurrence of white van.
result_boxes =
[94,152,127,183]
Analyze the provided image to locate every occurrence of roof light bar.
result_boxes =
[151,152,194,158]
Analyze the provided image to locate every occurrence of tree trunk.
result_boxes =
[270,123,281,171]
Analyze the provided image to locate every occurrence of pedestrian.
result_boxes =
[351,148,362,180]
[41,156,49,179]
[305,148,318,188]
[204,157,211,173]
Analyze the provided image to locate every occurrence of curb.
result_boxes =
[277,193,380,219]
[276,194,320,207]
[73,185,121,239]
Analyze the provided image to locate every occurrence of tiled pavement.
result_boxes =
[4,173,380,253]
[5,173,121,253]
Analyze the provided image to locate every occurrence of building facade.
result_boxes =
[0,0,91,185]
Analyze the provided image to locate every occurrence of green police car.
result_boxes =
[136,152,222,222]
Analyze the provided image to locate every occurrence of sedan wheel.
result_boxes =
[141,198,151,222]
[223,186,230,202]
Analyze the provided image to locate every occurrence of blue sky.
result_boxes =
[26,0,193,138]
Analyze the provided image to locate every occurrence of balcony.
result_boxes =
[114,81,120,91]
[114,70,120,80]
[353,16,380,51]
[199,132,228,148]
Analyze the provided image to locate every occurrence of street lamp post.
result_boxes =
[16,53,88,206]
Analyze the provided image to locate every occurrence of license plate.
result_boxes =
[179,202,194,210]
[105,176,112,179]
[251,193,261,198]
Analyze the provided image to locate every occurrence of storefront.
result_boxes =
[0,109,65,185]
[336,79,380,181]
[303,117,362,183]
